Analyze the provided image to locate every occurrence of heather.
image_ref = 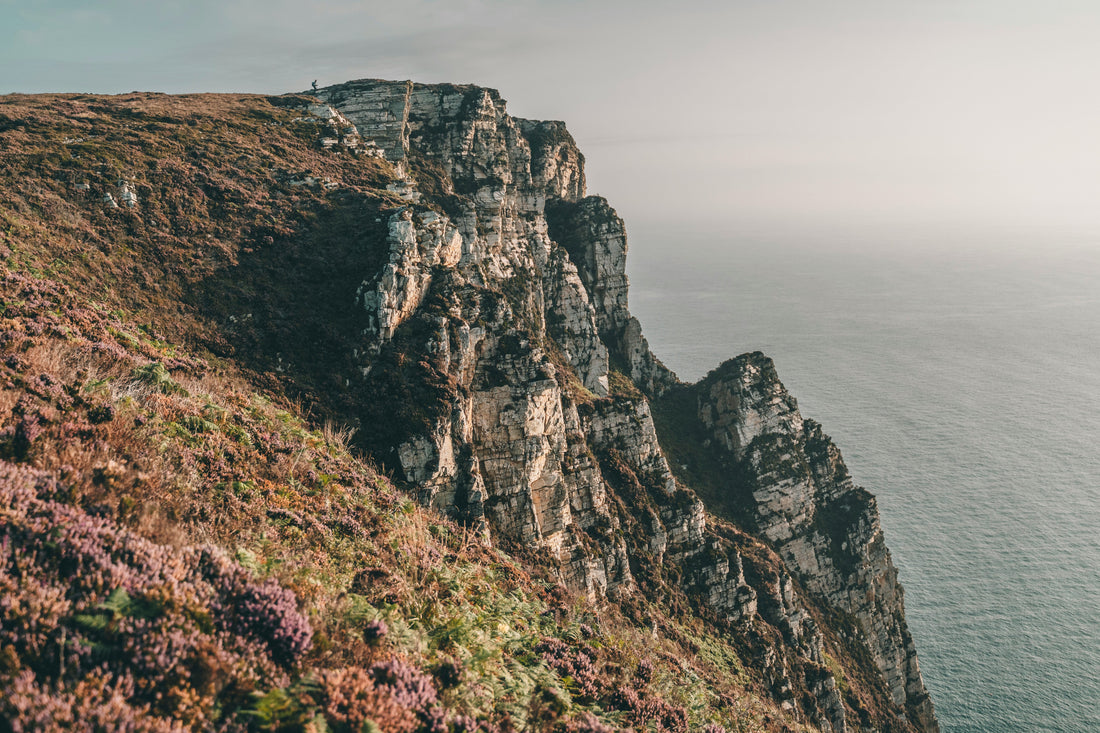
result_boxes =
[0,462,302,729]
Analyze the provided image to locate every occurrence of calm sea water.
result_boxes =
[626,226,1100,733]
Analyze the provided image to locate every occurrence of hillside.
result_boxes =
[0,82,936,732]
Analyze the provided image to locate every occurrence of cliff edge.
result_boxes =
[313,79,938,733]
[0,80,937,732]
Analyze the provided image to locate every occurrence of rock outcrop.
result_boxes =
[687,354,938,731]
[313,78,938,733]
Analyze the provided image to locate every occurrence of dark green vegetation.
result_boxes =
[650,385,758,530]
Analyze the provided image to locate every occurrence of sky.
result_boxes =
[5,0,1100,245]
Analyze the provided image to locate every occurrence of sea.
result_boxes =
[626,224,1100,733]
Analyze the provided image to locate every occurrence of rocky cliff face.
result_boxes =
[313,79,938,733]
[686,355,938,732]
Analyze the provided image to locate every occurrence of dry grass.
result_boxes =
[321,418,358,453]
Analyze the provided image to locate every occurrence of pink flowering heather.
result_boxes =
[199,548,314,666]
[606,686,688,733]
[0,461,312,729]
[536,637,600,700]
[318,666,417,732]
[368,657,440,713]
[636,658,655,685]
[2,669,187,733]
[364,617,389,642]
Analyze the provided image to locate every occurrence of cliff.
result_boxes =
[0,82,936,732]
[314,79,937,732]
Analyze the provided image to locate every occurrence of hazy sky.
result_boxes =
[5,1,1100,242]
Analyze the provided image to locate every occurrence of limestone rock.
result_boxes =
[314,78,937,733]
[690,352,939,732]
[304,102,363,151]
[690,542,758,624]
[698,354,803,460]
[355,209,462,344]
[117,180,138,207]
[515,119,586,204]
[316,80,413,170]
[545,247,609,396]
[545,196,676,396]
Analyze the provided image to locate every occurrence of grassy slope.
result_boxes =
[0,93,811,732]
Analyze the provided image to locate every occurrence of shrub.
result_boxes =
[0,412,44,460]
[0,460,312,729]
[319,666,417,733]
[364,618,389,643]
[536,637,599,700]
[368,658,439,714]
[131,362,188,396]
